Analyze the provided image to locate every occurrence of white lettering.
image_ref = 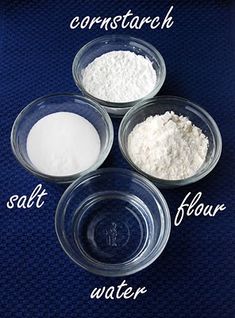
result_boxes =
[175,192,226,226]
[90,280,147,300]
[69,7,175,31]
[6,184,48,210]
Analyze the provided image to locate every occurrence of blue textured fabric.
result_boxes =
[0,1,234,317]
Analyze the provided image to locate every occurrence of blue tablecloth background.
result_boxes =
[0,1,234,317]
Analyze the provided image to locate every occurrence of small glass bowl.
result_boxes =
[11,93,114,183]
[72,35,166,117]
[55,168,171,277]
[119,96,222,188]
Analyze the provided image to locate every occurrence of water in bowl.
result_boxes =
[72,191,155,264]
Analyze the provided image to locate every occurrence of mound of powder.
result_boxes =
[128,111,209,180]
[82,51,157,103]
[27,112,100,177]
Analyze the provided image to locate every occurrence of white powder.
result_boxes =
[27,112,100,176]
[82,51,157,103]
[128,111,209,180]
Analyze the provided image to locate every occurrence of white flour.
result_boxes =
[82,51,157,103]
[128,111,208,180]
[27,112,100,176]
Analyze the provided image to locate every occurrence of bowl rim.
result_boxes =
[72,34,166,108]
[55,167,171,277]
[11,92,114,183]
[118,95,222,187]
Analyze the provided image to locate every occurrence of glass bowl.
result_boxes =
[11,93,114,183]
[55,168,171,277]
[119,96,222,188]
[72,35,166,117]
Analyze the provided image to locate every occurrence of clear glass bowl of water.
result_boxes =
[55,168,171,277]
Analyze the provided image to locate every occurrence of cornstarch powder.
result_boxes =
[82,51,157,103]
[27,112,100,176]
[128,111,208,180]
